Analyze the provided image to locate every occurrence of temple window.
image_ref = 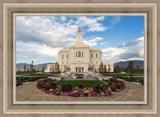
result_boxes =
[78,51,81,57]
[67,54,68,58]
[96,54,98,58]
[91,54,93,58]
[62,54,64,58]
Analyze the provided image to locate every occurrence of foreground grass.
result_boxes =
[56,80,105,88]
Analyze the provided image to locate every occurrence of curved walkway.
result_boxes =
[16,81,144,101]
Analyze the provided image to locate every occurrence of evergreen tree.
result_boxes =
[24,65,26,72]
[114,65,120,73]
[99,62,103,73]
[42,65,45,73]
[128,61,134,80]
[108,64,111,72]
[104,65,106,73]
[30,60,34,76]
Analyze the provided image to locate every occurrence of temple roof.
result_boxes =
[77,28,82,33]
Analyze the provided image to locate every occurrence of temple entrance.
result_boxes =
[78,67,81,73]
[75,66,84,73]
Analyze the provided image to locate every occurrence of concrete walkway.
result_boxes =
[16,81,144,101]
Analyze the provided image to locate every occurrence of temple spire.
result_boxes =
[77,28,82,33]
[76,28,83,44]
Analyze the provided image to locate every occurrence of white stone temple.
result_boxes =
[56,28,114,73]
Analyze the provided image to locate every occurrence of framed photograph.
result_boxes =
[1,1,159,116]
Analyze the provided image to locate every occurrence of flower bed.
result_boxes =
[103,78,126,92]
[109,78,125,91]
[37,78,113,97]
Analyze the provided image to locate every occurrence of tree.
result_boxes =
[128,61,134,80]
[108,64,111,72]
[104,65,106,73]
[37,67,39,72]
[42,65,45,73]
[30,60,34,76]
[114,65,120,73]
[99,62,103,73]
[24,65,26,72]
[134,65,140,73]
[55,62,60,73]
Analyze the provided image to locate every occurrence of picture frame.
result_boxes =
[0,1,159,116]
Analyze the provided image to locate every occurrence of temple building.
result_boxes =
[57,28,114,73]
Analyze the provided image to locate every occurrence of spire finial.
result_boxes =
[77,28,82,33]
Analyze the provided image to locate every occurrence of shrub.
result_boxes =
[115,81,125,88]
[111,84,117,91]
[109,78,118,83]
[101,86,107,94]
[50,82,57,89]
[37,80,46,88]
[104,80,112,86]
[16,80,23,86]
[93,85,101,94]
[44,83,50,90]
[61,84,73,92]
[78,83,84,89]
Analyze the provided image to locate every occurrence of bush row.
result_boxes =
[114,76,144,85]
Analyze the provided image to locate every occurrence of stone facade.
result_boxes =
[58,28,113,73]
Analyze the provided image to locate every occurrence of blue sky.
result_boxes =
[16,16,144,64]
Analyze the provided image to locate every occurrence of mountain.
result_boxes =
[16,63,55,70]
[114,60,144,68]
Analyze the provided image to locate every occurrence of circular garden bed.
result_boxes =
[36,78,125,97]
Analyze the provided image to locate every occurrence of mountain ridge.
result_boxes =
[114,60,144,68]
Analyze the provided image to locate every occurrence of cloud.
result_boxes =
[100,42,107,45]
[16,16,107,64]
[83,37,103,47]
[16,41,62,63]
[61,16,66,22]
[102,37,144,64]
[110,16,121,24]
[16,16,78,49]
[76,16,108,32]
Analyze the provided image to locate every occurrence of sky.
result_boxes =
[16,16,144,65]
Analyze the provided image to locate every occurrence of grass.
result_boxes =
[16,72,55,77]
[56,80,105,88]
[102,72,144,77]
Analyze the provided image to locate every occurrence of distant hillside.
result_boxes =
[16,63,55,70]
[114,60,144,68]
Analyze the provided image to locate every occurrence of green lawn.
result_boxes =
[16,72,54,77]
[56,80,105,88]
[102,72,144,77]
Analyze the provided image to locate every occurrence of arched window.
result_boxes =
[91,54,93,58]
[76,52,77,57]
[82,51,83,57]
[62,54,64,58]
[96,54,98,58]
[67,54,68,58]
[78,51,81,57]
